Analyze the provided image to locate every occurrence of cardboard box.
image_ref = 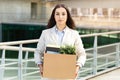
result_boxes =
[43,53,76,79]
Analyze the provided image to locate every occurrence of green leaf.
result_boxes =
[60,45,76,55]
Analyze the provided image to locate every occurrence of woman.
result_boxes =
[34,4,86,79]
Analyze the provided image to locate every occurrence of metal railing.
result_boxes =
[0,31,120,80]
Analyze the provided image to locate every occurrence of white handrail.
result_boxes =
[0,39,38,46]
[80,30,120,37]
[0,46,35,51]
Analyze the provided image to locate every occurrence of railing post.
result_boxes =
[105,56,108,69]
[116,44,120,67]
[18,44,23,80]
[93,35,98,75]
[23,51,29,80]
[0,49,5,80]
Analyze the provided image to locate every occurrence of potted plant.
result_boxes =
[60,45,76,55]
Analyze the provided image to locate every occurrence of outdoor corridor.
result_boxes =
[86,67,120,80]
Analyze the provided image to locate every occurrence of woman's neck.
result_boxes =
[56,24,66,31]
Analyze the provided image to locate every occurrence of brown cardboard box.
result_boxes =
[43,53,76,79]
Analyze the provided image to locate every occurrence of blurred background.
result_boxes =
[0,0,120,80]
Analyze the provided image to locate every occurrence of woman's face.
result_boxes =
[54,7,67,26]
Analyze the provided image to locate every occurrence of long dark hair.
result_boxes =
[47,4,75,29]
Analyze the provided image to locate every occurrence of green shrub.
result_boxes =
[60,45,76,55]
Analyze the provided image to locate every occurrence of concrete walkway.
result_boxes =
[86,67,120,80]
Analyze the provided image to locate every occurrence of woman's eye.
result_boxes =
[62,14,65,16]
[56,13,59,15]
[62,13,66,16]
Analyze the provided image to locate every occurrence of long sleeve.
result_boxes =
[74,32,86,67]
[34,31,46,64]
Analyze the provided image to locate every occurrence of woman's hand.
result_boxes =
[38,64,43,76]
[75,65,80,77]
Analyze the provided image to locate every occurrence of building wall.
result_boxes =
[0,0,57,23]
[0,0,119,23]
[59,0,120,8]
[0,0,31,22]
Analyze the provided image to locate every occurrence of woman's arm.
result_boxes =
[75,31,86,68]
[34,31,46,64]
